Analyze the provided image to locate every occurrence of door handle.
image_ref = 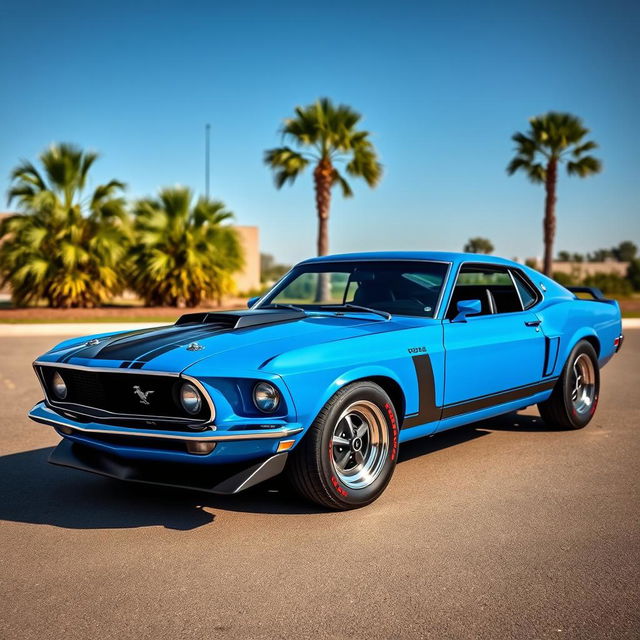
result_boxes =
[525,319,542,327]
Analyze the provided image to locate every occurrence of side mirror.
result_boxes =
[452,299,482,323]
[247,296,260,308]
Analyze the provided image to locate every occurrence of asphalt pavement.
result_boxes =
[0,333,638,639]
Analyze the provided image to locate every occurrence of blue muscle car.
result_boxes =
[29,252,623,510]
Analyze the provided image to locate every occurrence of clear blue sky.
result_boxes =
[1,0,638,264]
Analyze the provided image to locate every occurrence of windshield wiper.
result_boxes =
[263,303,306,313]
[320,304,392,321]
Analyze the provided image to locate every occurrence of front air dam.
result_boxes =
[48,439,289,494]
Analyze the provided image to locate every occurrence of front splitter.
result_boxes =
[49,439,288,494]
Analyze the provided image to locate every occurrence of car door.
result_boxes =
[440,263,547,417]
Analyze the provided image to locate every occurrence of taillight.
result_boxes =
[614,335,624,352]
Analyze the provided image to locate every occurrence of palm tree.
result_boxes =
[1,144,129,307]
[130,187,243,307]
[265,98,382,300]
[507,112,602,276]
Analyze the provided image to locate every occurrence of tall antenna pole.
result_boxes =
[205,123,211,199]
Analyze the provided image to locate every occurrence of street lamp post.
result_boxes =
[205,123,211,199]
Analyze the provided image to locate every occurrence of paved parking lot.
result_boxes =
[1,333,638,639]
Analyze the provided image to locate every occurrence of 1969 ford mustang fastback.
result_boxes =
[29,252,623,510]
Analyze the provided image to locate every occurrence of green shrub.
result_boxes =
[627,259,640,291]
[583,273,633,297]
[552,271,578,287]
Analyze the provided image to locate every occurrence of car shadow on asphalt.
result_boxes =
[0,412,556,529]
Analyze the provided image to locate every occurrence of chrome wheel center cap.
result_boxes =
[352,437,362,451]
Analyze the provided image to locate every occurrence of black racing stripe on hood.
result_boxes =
[59,327,163,363]
[131,324,234,364]
[88,325,223,362]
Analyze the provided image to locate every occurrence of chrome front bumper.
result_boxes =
[29,401,303,443]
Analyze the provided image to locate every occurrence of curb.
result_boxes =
[0,318,638,337]
[0,322,167,337]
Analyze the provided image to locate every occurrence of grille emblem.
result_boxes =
[133,385,155,405]
[186,342,205,351]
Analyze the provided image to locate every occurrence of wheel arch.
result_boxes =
[581,334,601,357]
[359,375,406,426]
[555,329,600,376]
[305,366,407,433]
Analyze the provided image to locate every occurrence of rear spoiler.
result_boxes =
[566,286,609,301]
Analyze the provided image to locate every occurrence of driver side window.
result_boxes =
[446,265,524,319]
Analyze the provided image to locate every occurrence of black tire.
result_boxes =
[286,381,399,510]
[537,340,600,429]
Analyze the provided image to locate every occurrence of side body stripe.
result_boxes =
[403,355,440,428]
[402,354,557,429]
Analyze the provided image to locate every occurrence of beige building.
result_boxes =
[232,225,261,293]
[551,261,629,278]
[524,258,629,278]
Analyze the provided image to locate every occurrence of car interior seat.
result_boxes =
[353,281,395,306]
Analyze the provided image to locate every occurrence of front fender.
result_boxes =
[301,364,406,431]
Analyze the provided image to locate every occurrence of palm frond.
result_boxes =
[566,155,602,177]
[332,169,353,198]
[264,147,309,187]
[572,141,598,157]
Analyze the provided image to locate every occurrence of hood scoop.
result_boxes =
[175,308,305,330]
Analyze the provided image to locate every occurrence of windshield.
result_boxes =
[258,260,449,318]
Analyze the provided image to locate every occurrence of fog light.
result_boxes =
[52,371,67,399]
[186,440,216,455]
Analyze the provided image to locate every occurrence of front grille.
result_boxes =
[38,365,211,423]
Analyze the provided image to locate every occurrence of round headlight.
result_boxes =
[253,382,280,413]
[180,382,202,415]
[52,371,67,399]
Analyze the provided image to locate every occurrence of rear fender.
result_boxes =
[555,326,616,375]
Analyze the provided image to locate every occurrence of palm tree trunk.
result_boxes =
[542,158,557,276]
[314,157,333,302]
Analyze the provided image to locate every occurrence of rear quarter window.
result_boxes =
[511,270,540,309]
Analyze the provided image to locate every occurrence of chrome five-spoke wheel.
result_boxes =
[570,353,596,415]
[330,401,390,489]
[286,381,398,510]
[538,340,600,429]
